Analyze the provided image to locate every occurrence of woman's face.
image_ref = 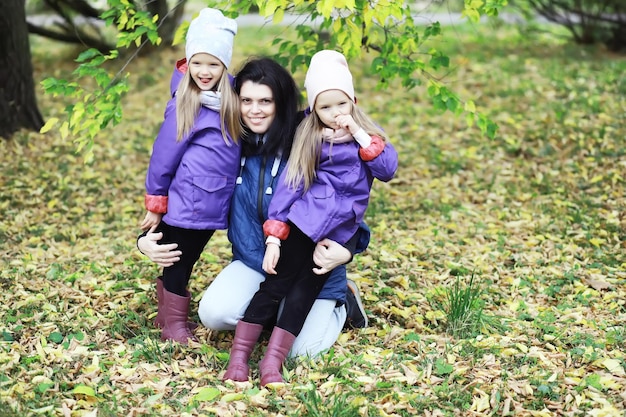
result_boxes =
[239,81,276,134]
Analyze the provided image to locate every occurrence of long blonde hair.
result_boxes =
[284,101,388,191]
[175,68,242,145]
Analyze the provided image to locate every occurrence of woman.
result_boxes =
[223,50,397,386]
[138,57,369,357]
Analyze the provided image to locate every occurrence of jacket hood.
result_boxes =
[170,58,188,97]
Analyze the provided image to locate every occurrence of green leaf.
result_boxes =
[1,330,13,342]
[73,385,96,397]
[75,49,101,63]
[585,374,603,390]
[405,332,421,342]
[462,8,481,23]
[434,358,454,375]
[36,383,54,394]
[429,54,450,69]
[49,332,64,344]
[194,387,220,402]
[464,100,476,112]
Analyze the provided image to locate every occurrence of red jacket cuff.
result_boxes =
[145,194,168,214]
[263,220,290,240]
[359,135,385,161]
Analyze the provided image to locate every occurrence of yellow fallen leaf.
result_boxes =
[529,409,553,417]
[356,376,375,384]
[390,306,411,319]
[307,372,327,381]
[586,403,623,417]
[115,367,137,377]
[515,343,529,354]
[249,391,269,407]
[319,380,338,390]
[598,358,625,376]
[501,348,518,357]
[589,237,603,247]
[388,275,410,290]
[31,405,55,414]
[590,175,603,184]
[221,392,245,402]
[598,375,623,390]
[470,389,490,412]
[351,396,368,406]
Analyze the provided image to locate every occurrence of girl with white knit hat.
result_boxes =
[223,49,399,386]
[140,8,241,345]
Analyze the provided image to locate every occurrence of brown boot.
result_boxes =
[160,288,198,344]
[223,321,264,382]
[259,327,296,386]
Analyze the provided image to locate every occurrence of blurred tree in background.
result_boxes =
[0,0,44,139]
[514,0,626,51]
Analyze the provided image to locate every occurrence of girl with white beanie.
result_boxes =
[140,8,241,345]
[223,50,399,386]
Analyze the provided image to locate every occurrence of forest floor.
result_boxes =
[1,18,625,417]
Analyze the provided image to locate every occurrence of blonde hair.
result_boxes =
[284,101,388,191]
[175,67,242,145]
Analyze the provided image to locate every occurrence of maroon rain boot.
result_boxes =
[154,278,198,331]
[154,277,166,328]
[222,321,264,382]
[259,327,296,386]
[160,288,198,344]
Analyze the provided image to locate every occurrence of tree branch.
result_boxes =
[27,22,113,52]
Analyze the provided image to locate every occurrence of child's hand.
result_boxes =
[141,211,163,231]
[335,114,359,135]
[262,243,281,274]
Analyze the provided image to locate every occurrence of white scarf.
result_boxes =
[199,91,221,112]
[322,128,353,143]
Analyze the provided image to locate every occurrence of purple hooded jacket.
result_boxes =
[145,61,241,230]
[266,137,398,244]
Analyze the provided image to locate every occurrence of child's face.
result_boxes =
[188,53,225,91]
[314,89,352,129]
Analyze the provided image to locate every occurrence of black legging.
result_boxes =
[157,222,215,296]
[243,224,331,336]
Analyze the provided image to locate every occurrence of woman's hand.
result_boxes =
[262,243,281,275]
[138,226,182,268]
[312,238,351,275]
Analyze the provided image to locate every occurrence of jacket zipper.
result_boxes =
[257,155,267,224]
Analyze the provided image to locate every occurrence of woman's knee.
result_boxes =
[289,336,329,358]
[196,261,263,331]
[197,295,238,330]
[287,301,344,358]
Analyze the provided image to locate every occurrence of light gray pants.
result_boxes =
[197,260,346,358]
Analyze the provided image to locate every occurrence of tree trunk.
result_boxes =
[0,0,44,139]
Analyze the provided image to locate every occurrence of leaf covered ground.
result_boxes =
[1,22,625,417]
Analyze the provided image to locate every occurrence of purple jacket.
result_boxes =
[145,88,241,230]
[267,137,398,244]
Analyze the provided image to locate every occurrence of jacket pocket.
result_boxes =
[290,184,336,241]
[192,176,233,222]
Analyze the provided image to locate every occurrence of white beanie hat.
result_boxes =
[304,50,355,109]
[185,8,237,68]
